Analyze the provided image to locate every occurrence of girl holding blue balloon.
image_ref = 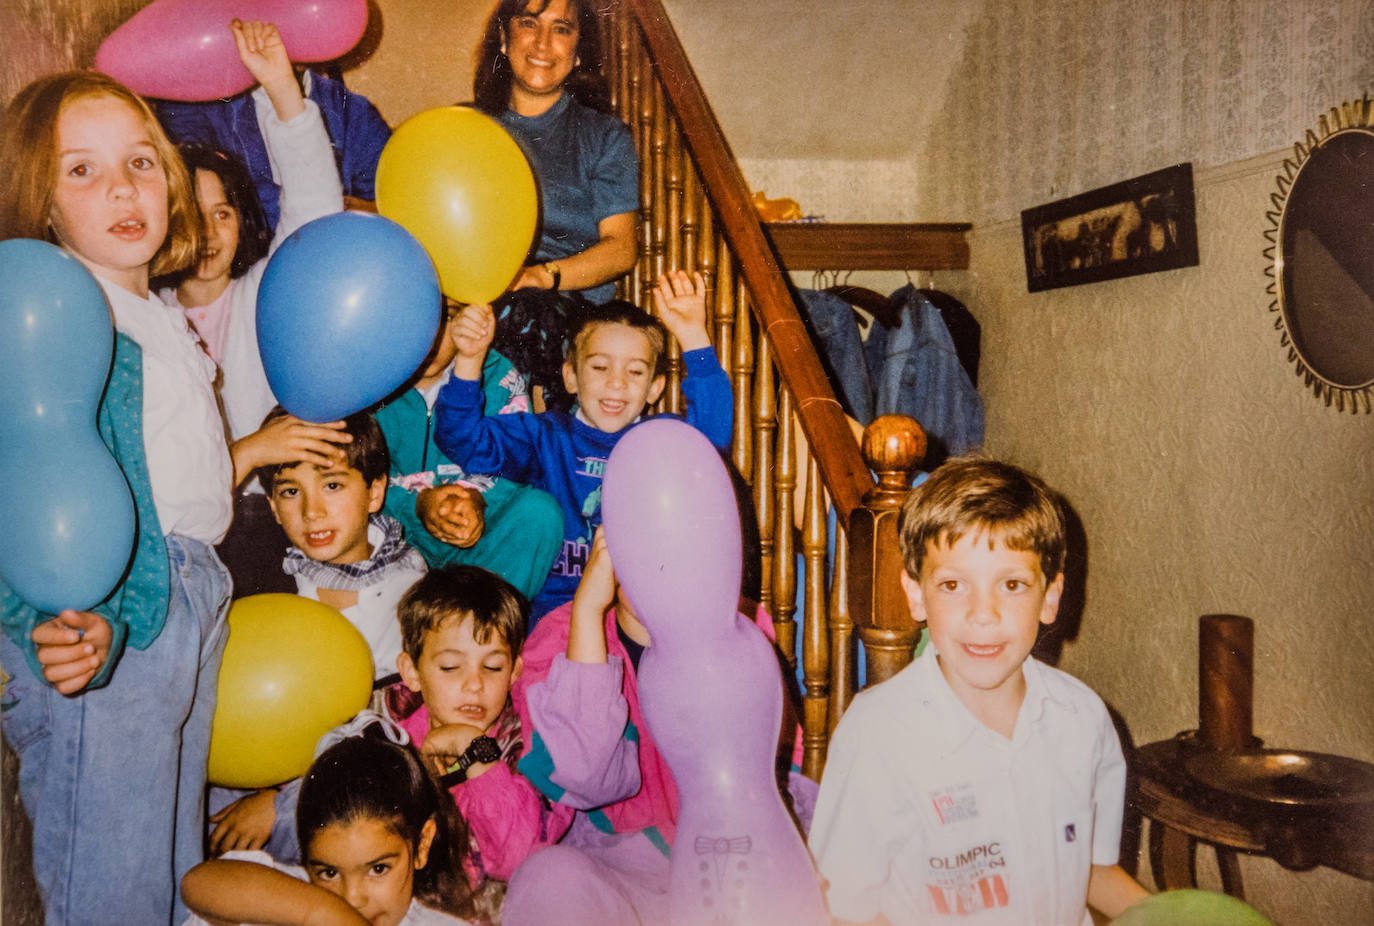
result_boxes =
[0,67,233,925]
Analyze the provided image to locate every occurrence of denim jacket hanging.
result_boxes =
[863,285,984,463]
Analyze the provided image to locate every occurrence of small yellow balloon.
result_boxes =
[376,106,538,304]
[207,594,373,789]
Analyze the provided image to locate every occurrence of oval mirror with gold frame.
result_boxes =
[1264,98,1374,413]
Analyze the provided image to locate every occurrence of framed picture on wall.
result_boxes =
[1021,163,1199,292]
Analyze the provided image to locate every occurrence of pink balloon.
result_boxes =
[95,0,368,102]
[603,420,826,926]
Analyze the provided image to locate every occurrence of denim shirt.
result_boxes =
[799,286,984,463]
[865,285,984,462]
[797,288,875,424]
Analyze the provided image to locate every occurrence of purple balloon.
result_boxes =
[603,419,826,926]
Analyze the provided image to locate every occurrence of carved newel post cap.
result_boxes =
[862,414,926,499]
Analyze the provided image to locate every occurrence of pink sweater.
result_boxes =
[395,700,573,881]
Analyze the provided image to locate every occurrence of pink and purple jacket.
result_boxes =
[393,697,574,882]
[510,600,814,862]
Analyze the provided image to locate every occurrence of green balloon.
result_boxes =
[1111,890,1273,926]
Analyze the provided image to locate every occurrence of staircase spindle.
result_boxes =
[730,276,753,479]
[828,520,854,732]
[801,453,830,777]
[752,343,777,607]
[770,386,797,661]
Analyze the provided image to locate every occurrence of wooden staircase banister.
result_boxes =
[623,0,874,527]
[611,0,933,770]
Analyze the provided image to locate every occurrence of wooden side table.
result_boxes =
[1131,735,1374,899]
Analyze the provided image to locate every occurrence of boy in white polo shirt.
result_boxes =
[810,457,1148,925]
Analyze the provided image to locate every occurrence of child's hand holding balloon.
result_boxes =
[32,611,113,696]
[450,303,495,381]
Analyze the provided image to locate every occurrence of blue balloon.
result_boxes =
[257,212,442,422]
[0,239,136,613]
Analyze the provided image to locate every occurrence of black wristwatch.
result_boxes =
[440,735,501,787]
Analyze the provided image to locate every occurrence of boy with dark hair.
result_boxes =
[810,457,1148,925]
[257,406,426,683]
[209,409,428,859]
[433,270,731,621]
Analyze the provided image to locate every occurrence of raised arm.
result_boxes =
[434,304,546,483]
[650,270,733,448]
[231,20,303,122]
[566,529,614,664]
[230,20,343,245]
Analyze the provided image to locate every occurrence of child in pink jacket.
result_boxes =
[502,530,815,926]
[390,565,573,899]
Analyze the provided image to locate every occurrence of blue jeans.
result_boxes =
[2,534,230,925]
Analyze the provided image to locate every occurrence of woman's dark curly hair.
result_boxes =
[177,141,272,279]
[472,0,611,116]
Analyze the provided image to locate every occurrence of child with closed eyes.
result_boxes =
[389,564,573,905]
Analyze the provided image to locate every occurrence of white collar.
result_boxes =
[419,366,453,410]
[908,643,1072,755]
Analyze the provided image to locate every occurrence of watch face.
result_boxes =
[471,735,501,764]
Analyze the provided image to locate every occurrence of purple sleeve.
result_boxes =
[520,654,642,809]
[433,376,545,483]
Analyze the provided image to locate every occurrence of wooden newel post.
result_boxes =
[848,414,926,690]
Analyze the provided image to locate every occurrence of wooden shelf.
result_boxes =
[765,222,972,271]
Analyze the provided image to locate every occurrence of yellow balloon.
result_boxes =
[376,106,538,304]
[207,594,374,789]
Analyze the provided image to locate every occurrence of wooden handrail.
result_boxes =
[612,1,932,767]
[623,0,874,527]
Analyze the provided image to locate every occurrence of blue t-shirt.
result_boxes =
[499,93,640,303]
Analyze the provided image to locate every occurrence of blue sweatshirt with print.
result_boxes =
[433,347,732,621]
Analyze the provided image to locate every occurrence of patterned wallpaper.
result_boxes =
[915,2,1374,922]
[920,0,1374,224]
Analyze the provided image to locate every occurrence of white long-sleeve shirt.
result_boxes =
[162,97,344,441]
